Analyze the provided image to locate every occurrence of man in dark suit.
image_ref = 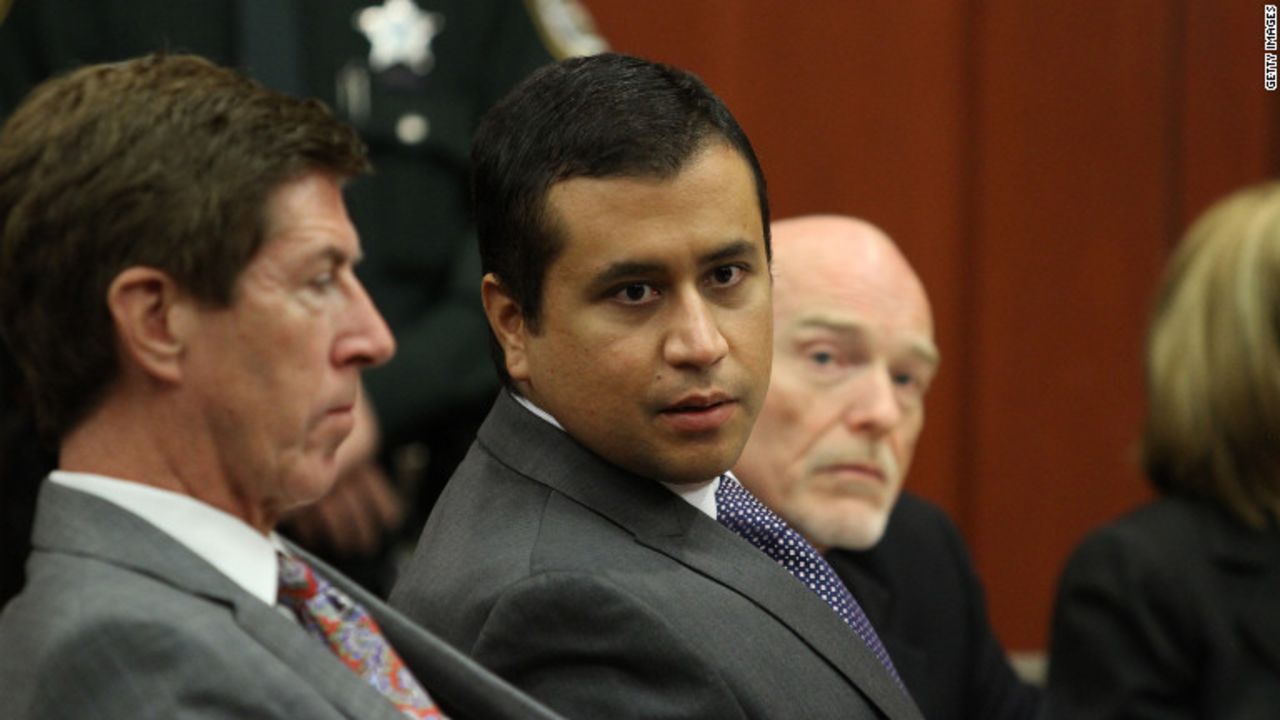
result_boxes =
[0,54,560,720]
[733,215,1043,720]
[389,54,923,720]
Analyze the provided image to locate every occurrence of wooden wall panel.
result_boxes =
[1181,0,1280,229]
[584,0,1280,650]
[967,0,1174,648]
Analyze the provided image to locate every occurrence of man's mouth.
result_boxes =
[325,402,355,417]
[818,462,886,483]
[659,393,737,433]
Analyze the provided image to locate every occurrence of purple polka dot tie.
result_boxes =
[716,474,905,689]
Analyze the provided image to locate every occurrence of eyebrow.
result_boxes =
[700,239,756,265]
[589,238,759,288]
[310,244,362,267]
[794,314,941,366]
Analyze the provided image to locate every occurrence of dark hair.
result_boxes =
[471,52,770,386]
[0,53,369,440]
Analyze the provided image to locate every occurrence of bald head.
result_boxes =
[734,215,938,551]
[770,215,933,339]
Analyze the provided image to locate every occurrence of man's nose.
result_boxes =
[663,290,729,370]
[841,365,902,434]
[334,279,396,369]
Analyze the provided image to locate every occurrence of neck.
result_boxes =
[60,385,273,534]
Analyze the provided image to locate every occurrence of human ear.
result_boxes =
[480,273,531,382]
[106,267,189,384]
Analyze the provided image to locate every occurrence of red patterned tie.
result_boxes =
[277,552,447,719]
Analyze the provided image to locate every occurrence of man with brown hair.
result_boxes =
[0,54,560,720]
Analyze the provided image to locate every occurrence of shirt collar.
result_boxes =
[49,470,283,605]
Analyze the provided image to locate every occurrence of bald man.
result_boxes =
[734,216,1041,720]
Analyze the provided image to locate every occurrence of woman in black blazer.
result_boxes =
[1047,182,1280,719]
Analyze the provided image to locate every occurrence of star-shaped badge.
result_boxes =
[354,0,445,75]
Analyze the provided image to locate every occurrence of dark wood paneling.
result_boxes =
[968,0,1174,648]
[1181,0,1280,230]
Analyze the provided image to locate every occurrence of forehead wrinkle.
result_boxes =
[792,312,865,335]
[786,304,939,368]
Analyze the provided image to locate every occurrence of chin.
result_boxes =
[283,465,341,504]
[637,440,738,484]
[690,450,745,482]
[802,508,889,552]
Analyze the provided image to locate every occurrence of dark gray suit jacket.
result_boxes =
[0,480,564,720]
[390,392,923,720]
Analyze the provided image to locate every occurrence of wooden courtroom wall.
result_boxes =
[582,0,1280,650]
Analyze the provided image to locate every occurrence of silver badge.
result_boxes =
[353,0,445,75]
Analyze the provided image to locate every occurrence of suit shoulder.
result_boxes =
[1,563,273,717]
[890,493,959,533]
[1053,498,1222,635]
[879,493,969,562]
[9,548,229,626]
[1063,497,1208,577]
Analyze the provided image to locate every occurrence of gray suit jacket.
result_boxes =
[0,480,564,720]
[390,392,924,720]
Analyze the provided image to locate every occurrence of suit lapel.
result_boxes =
[477,393,923,720]
[33,482,403,720]
[289,543,563,720]
[1203,505,1280,676]
[640,515,922,719]
[233,597,406,720]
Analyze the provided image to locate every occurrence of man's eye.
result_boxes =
[809,350,835,366]
[710,265,744,287]
[613,283,658,305]
[309,273,336,290]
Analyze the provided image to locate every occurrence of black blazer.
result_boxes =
[1047,496,1280,719]
[828,493,1042,720]
[391,392,924,720]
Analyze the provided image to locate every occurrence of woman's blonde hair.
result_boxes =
[1143,181,1280,528]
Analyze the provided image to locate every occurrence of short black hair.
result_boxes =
[472,52,770,386]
